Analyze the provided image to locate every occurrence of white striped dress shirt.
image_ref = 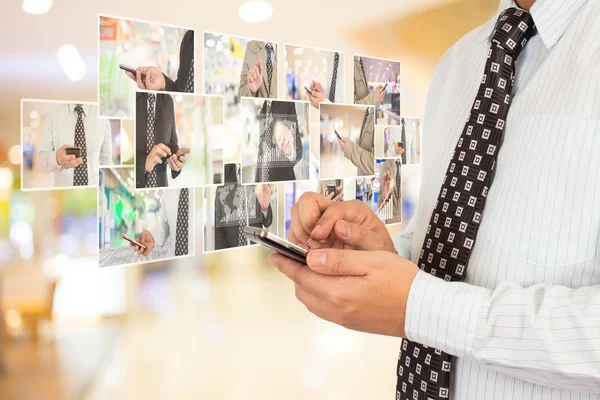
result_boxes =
[393,0,600,398]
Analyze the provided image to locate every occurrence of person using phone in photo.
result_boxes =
[214,164,273,250]
[39,103,113,188]
[318,179,344,202]
[353,55,385,107]
[239,41,278,99]
[306,51,344,109]
[130,188,192,258]
[125,30,195,93]
[337,107,375,176]
[254,100,303,182]
[136,92,189,188]
[377,159,401,224]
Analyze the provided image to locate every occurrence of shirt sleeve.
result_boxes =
[99,119,113,166]
[405,270,600,393]
[148,195,170,247]
[38,109,61,172]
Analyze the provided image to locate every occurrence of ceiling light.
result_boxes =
[9,145,21,165]
[293,47,304,55]
[206,39,216,48]
[239,1,273,23]
[22,0,52,15]
[57,44,86,81]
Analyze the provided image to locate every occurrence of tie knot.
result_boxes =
[75,105,84,116]
[265,43,273,54]
[147,93,156,104]
[492,7,537,58]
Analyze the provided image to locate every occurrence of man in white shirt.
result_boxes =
[306,51,344,109]
[130,188,193,259]
[270,0,600,399]
[39,103,112,188]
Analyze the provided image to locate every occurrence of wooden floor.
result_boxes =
[99,246,169,268]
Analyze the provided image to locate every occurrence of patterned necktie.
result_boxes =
[400,118,407,165]
[237,168,248,247]
[146,94,158,188]
[360,107,370,138]
[184,58,194,93]
[261,102,273,182]
[359,56,368,86]
[73,106,88,186]
[395,159,401,196]
[329,52,340,102]
[265,43,274,95]
[396,8,536,400]
[174,188,189,256]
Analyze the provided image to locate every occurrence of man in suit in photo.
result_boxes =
[135,92,188,188]
[254,100,303,182]
[337,106,375,176]
[239,40,278,99]
[214,164,273,251]
[353,55,385,107]
[126,30,195,93]
[377,158,401,224]
[318,179,344,202]
[307,51,344,109]
[39,103,113,188]
[129,187,193,258]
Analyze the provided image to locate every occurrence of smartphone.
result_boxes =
[381,82,388,92]
[119,63,146,79]
[334,130,343,141]
[304,86,312,96]
[65,146,81,158]
[122,234,147,250]
[178,149,191,161]
[243,226,307,264]
[326,184,337,197]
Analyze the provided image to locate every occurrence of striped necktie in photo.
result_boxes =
[265,43,274,95]
[184,58,194,93]
[329,52,339,102]
[174,188,189,256]
[146,93,158,188]
[396,8,537,400]
[73,106,88,186]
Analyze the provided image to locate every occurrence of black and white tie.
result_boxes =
[395,159,401,196]
[396,8,536,400]
[184,58,194,93]
[329,52,339,102]
[359,56,368,85]
[146,94,158,188]
[261,102,273,182]
[174,188,189,256]
[265,43,274,95]
[237,168,247,247]
[360,107,370,137]
[73,106,88,186]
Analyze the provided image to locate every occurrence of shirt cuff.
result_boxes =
[405,270,487,359]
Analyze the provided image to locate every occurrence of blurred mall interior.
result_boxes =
[0,0,499,399]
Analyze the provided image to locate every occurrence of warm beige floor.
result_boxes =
[1,252,403,400]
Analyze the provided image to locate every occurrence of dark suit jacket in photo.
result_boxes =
[136,92,180,188]
[164,30,194,93]
[214,164,273,250]
[254,101,303,183]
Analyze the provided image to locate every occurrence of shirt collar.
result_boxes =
[475,0,589,48]
[69,103,90,116]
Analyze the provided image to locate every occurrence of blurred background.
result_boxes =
[167,94,225,187]
[99,15,188,118]
[0,0,498,399]
[240,99,310,183]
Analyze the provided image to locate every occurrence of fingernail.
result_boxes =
[338,220,351,239]
[306,239,321,249]
[311,224,322,237]
[309,250,326,267]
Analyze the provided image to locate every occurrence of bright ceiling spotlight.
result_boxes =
[22,0,52,15]
[239,1,273,23]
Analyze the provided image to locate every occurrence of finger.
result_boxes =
[156,143,172,156]
[63,154,76,161]
[136,70,145,89]
[257,59,263,74]
[126,71,135,81]
[172,157,184,170]
[141,246,151,256]
[306,248,376,276]
[310,200,373,241]
[297,192,332,237]
[153,147,168,158]
[151,155,163,165]
[290,203,311,245]
[326,191,335,199]
[332,220,389,251]
[287,230,309,251]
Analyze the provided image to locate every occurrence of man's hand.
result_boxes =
[56,144,82,169]
[337,136,346,152]
[376,84,385,105]
[248,59,263,93]
[125,66,166,91]
[275,125,294,157]
[394,143,405,155]
[269,248,419,337]
[308,81,325,109]
[167,148,190,172]
[288,192,395,252]
[256,184,272,211]
[130,230,155,256]
[145,144,172,173]
[325,182,344,202]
